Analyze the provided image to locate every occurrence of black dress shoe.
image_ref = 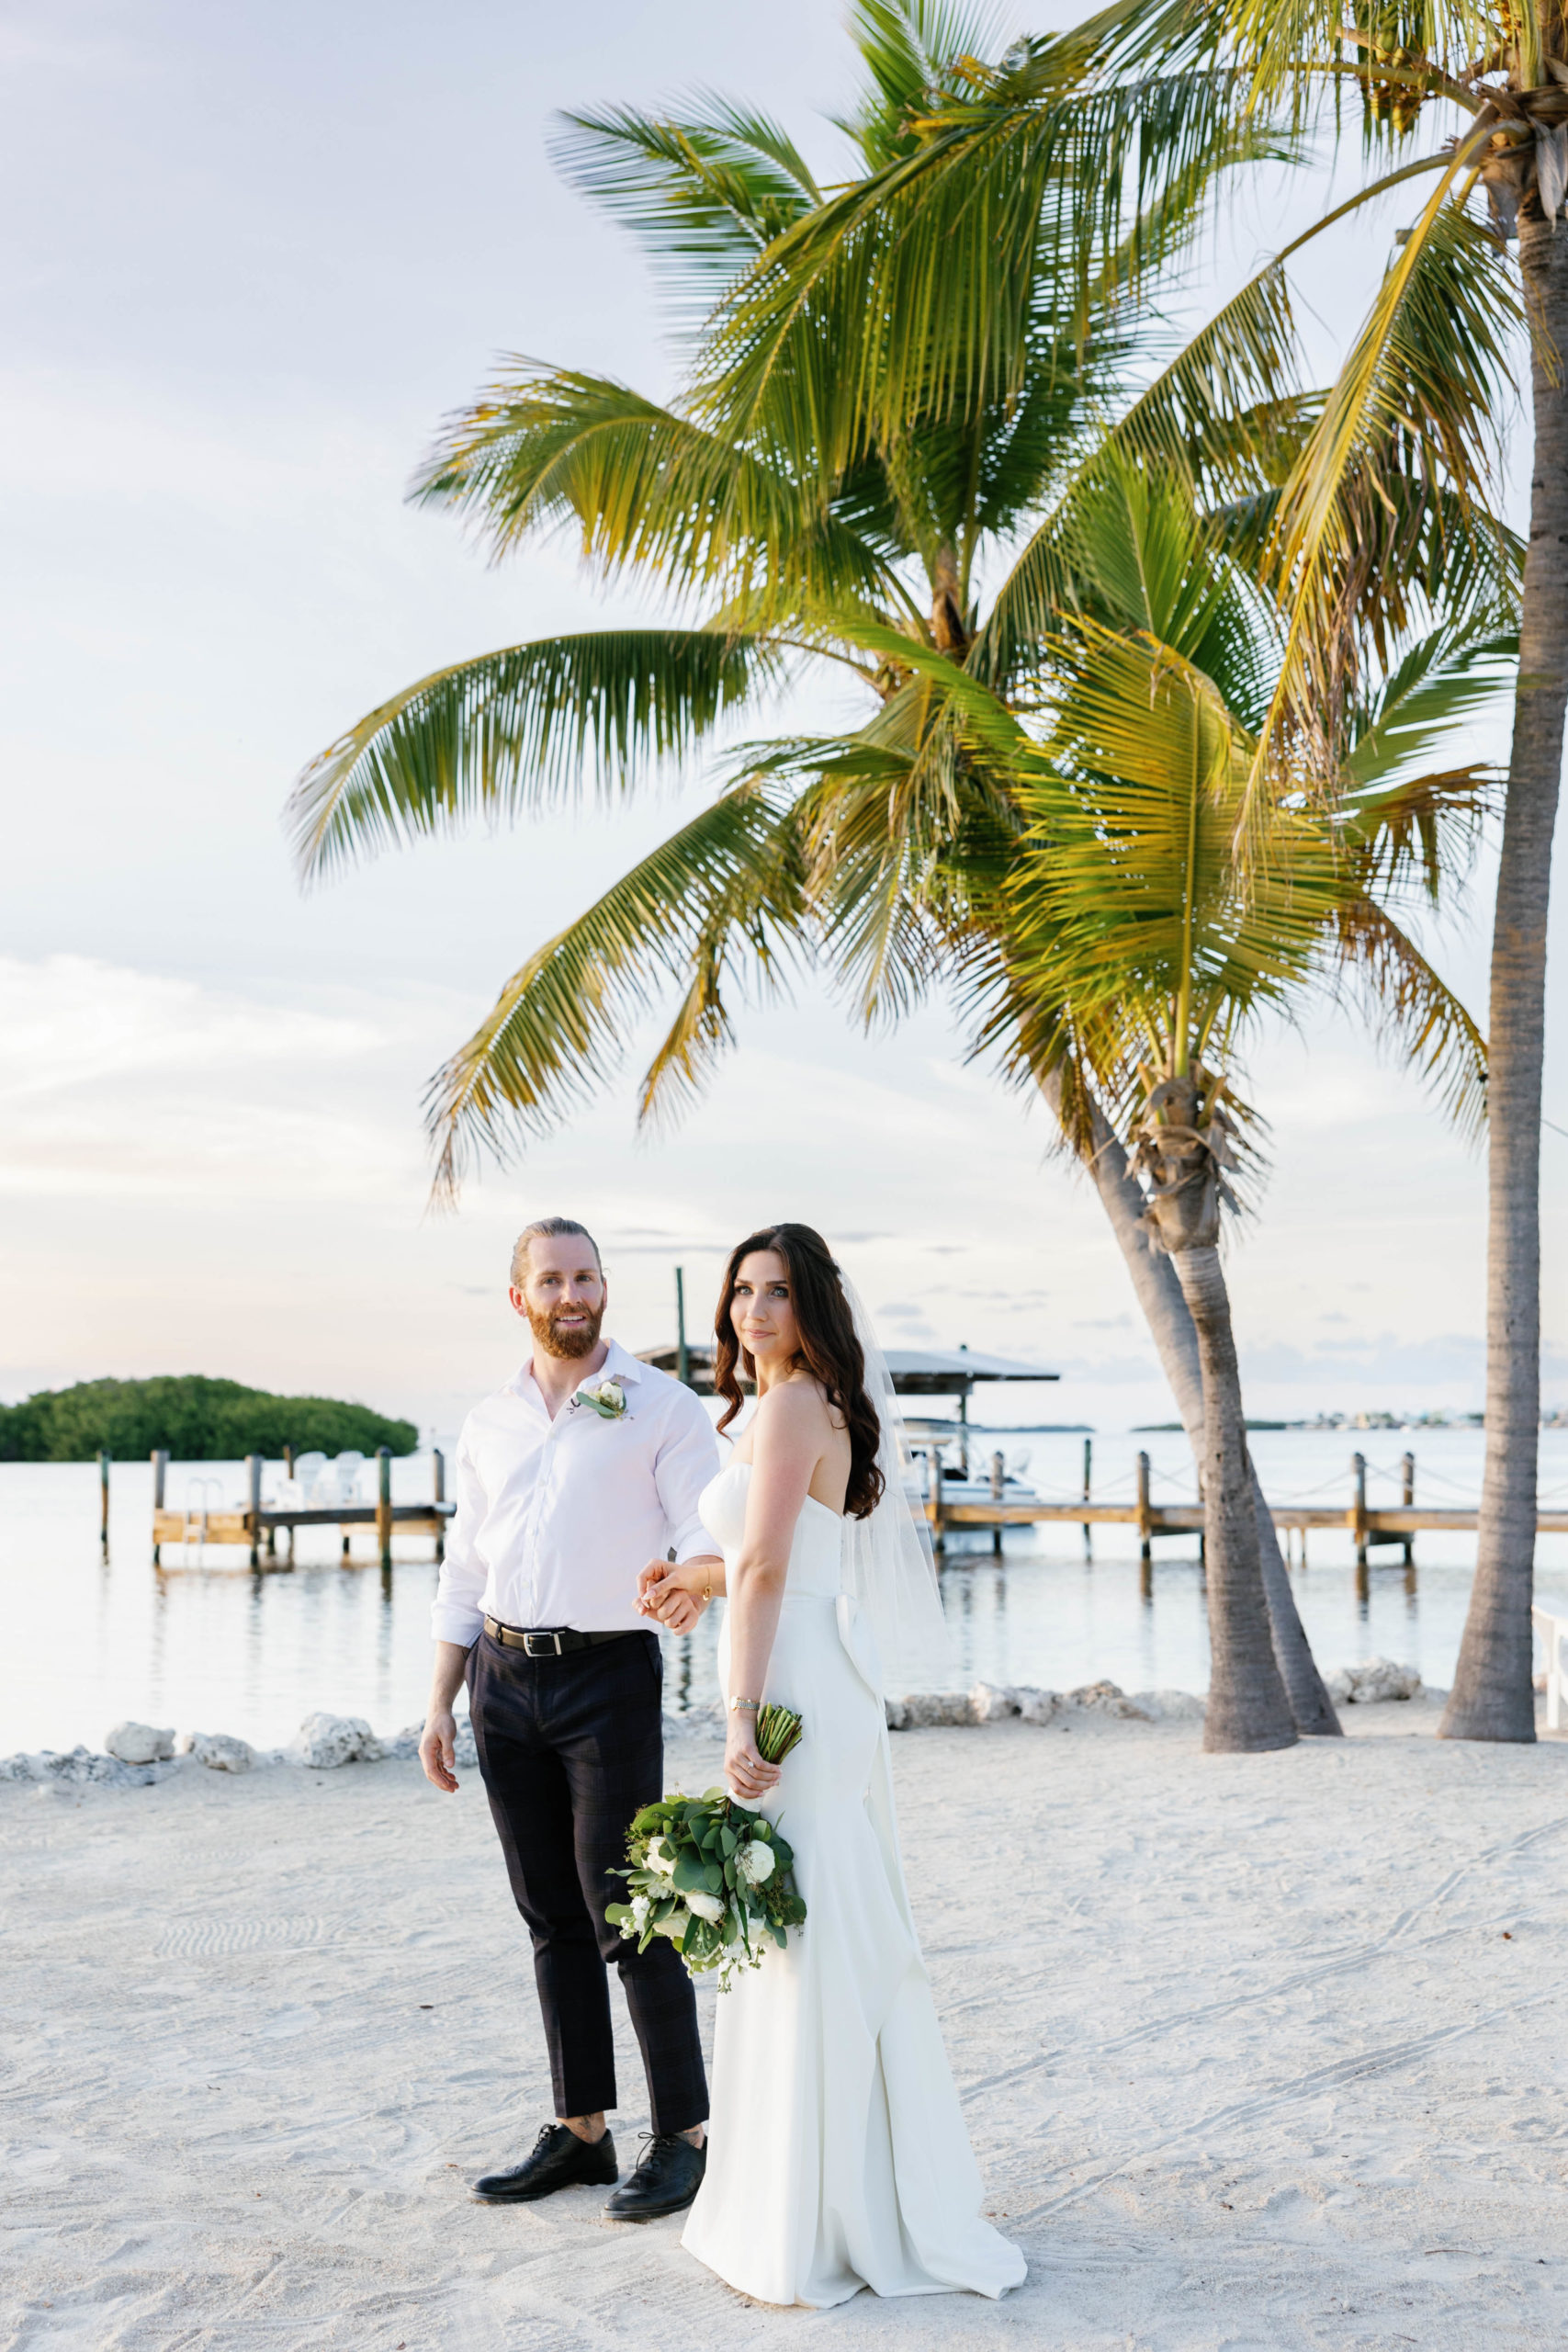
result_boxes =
[473,2123,618,2202]
[604,2131,706,2222]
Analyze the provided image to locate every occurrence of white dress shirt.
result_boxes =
[430,1338,722,1646]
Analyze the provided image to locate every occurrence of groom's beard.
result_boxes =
[528,1299,604,1361]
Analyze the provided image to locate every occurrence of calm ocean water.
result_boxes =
[6,1430,1568,1754]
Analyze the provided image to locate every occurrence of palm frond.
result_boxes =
[829,615,1028,763]
[1012,623,1344,1059]
[1342,763,1500,902]
[699,45,1269,469]
[288,630,781,883]
[550,99,820,314]
[1242,155,1518,825]
[974,265,1303,689]
[1328,897,1488,1137]
[423,777,807,1199]
[1203,0,1503,108]
[1341,624,1517,788]
[411,364,894,608]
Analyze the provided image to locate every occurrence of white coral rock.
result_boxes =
[968,1682,1021,1724]
[288,1713,382,1769]
[1328,1658,1422,1705]
[1132,1690,1207,1722]
[1014,1687,1060,1724]
[179,1731,255,1773]
[105,1721,175,1765]
[1066,1679,1152,1720]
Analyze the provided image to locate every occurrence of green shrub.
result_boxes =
[0,1375,418,1462]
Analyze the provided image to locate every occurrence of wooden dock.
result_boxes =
[927,1497,1568,1536]
[148,1447,453,1570]
[926,1444,1568,1597]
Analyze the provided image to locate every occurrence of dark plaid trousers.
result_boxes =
[467,1626,708,2135]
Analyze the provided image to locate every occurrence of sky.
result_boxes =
[3,0,1564,1443]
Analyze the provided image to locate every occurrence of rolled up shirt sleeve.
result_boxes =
[656,1388,723,1562]
[430,1430,489,1646]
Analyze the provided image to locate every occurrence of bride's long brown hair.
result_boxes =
[712,1223,885,1521]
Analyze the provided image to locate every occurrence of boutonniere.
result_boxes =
[570,1376,630,1421]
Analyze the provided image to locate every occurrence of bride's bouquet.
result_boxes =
[606,1704,807,1990]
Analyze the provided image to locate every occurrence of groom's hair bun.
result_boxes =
[511,1217,602,1285]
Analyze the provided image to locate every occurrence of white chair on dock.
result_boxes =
[181,1476,222,1552]
[329,1451,365,1505]
[1533,1606,1568,1731]
[293,1451,328,1506]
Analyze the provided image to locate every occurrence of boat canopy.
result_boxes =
[635,1341,1058,1397]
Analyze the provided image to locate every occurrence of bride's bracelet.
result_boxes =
[728,1696,761,1715]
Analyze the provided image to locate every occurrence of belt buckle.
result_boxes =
[524,1629,563,1658]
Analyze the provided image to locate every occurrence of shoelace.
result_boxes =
[630,2130,689,2172]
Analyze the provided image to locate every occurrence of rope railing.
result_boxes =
[929,1435,1568,1523]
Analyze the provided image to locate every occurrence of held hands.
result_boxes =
[637,1555,716,1634]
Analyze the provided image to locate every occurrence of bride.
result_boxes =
[637,1223,1025,2310]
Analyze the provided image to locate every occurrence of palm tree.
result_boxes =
[980,466,1495,1747]
[1135,0,1567,1746]
[288,2,1513,1736]
[780,0,1543,1736]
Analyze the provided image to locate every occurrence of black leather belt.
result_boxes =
[483,1617,637,1658]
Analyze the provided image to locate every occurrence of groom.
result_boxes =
[419,1216,722,2219]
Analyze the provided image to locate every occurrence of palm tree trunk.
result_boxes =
[1440,211,1568,1745]
[1067,1088,1341,1735]
[1167,1244,1298,1751]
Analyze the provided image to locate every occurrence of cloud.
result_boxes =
[0,956,381,1102]
[0,956,411,1204]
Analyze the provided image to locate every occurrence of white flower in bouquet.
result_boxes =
[645,1838,676,1877]
[684,1888,726,1924]
[655,1907,692,1939]
[736,1838,775,1887]
[629,1894,652,1931]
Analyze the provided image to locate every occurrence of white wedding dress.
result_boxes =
[681,1460,1026,2309]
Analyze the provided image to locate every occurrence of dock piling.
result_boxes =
[1136,1451,1153,1598]
[1082,1437,1093,1558]
[99,1452,110,1553]
[433,1447,446,1561]
[151,1450,167,1564]
[1401,1450,1416,1576]
[989,1453,1005,1554]
[246,1455,263,1567]
[1353,1453,1369,1602]
[376,1447,393,1572]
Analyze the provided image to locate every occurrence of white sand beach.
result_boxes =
[6,1705,1568,2350]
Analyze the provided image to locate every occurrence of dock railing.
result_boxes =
[925,1447,1568,1576]
[146,1450,455,1568]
